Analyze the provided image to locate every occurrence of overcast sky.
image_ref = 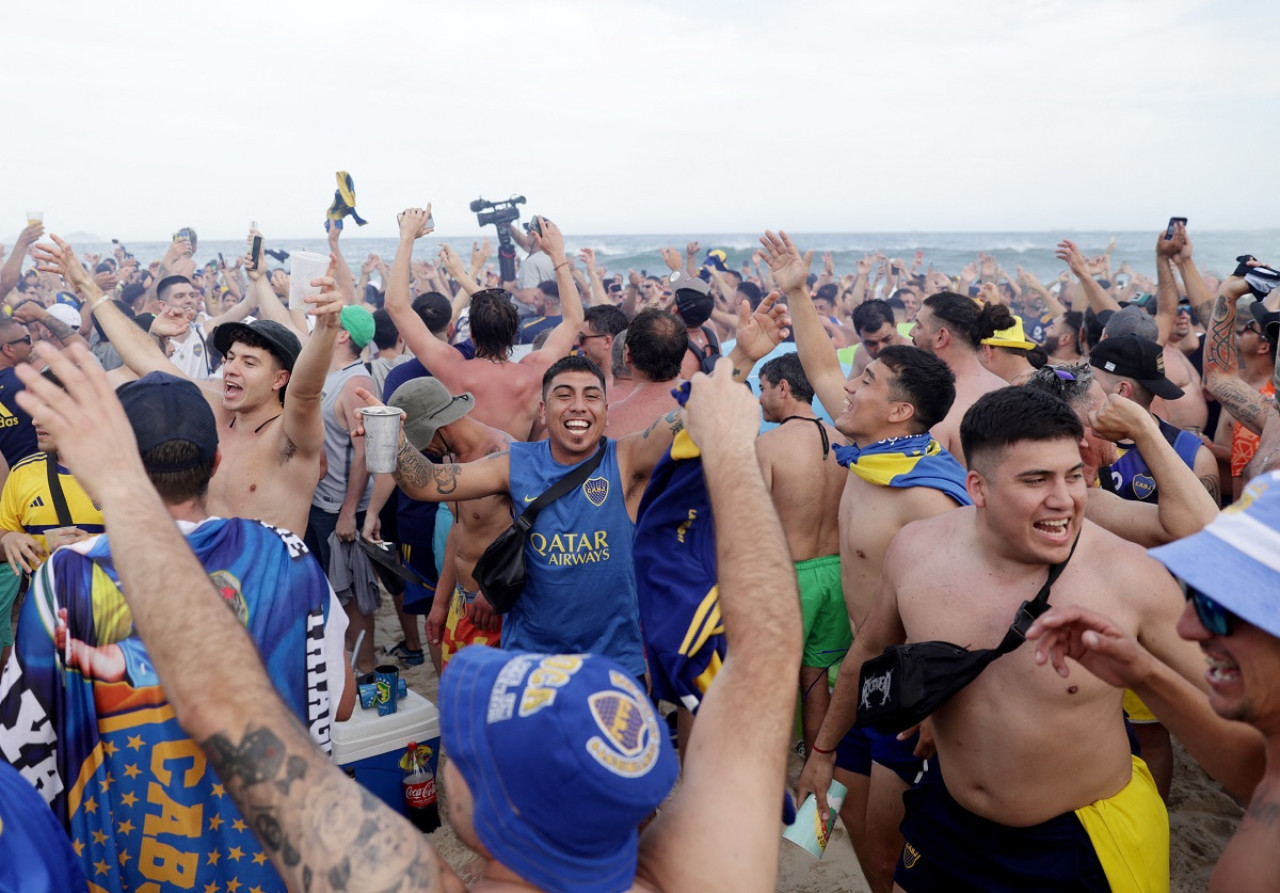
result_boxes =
[6,0,1279,241]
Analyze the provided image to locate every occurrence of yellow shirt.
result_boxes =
[0,452,105,551]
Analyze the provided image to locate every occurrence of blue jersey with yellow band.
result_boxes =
[0,517,336,893]
[0,367,37,468]
[633,430,724,712]
[1102,416,1200,502]
[506,440,644,675]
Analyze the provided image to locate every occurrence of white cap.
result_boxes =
[46,303,82,331]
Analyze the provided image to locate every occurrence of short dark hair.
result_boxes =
[626,308,687,382]
[542,354,605,399]
[853,299,896,336]
[584,304,627,337]
[1082,308,1110,351]
[413,292,452,336]
[371,310,399,351]
[470,289,519,360]
[960,387,1084,476]
[923,292,1014,350]
[876,345,956,433]
[142,441,215,503]
[537,280,560,301]
[1059,310,1084,352]
[814,283,838,302]
[760,353,814,403]
[736,281,762,310]
[156,276,191,302]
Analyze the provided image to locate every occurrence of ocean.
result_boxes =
[46,230,1280,286]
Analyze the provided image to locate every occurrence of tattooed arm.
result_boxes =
[12,344,458,893]
[1205,282,1272,436]
[619,408,686,514]
[392,434,512,503]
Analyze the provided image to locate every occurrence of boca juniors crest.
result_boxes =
[585,672,661,777]
[582,476,609,506]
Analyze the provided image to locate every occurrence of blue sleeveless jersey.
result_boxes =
[1104,416,1201,502]
[506,440,644,675]
[0,517,335,893]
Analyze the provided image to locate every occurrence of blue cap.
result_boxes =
[1150,471,1280,636]
[440,649,678,893]
[701,248,729,273]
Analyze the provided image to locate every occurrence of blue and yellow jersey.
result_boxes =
[1103,416,1200,502]
[0,517,336,892]
[0,367,37,467]
[0,452,104,550]
[634,431,725,713]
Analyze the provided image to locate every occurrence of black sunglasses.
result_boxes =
[1183,581,1237,637]
[6,335,32,347]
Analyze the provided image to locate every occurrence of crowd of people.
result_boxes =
[0,206,1276,892]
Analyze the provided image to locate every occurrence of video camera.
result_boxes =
[470,195,527,282]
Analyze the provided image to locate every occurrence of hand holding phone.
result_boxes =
[1165,217,1187,240]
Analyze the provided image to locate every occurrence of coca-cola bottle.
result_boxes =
[401,741,441,832]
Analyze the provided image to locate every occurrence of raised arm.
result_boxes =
[637,361,801,892]
[1153,227,1184,346]
[33,236,206,389]
[282,273,344,458]
[1205,280,1271,437]
[0,224,43,301]
[522,218,585,369]
[1084,394,1220,545]
[1056,239,1120,315]
[14,344,451,892]
[758,230,847,413]
[326,222,358,305]
[387,207,467,377]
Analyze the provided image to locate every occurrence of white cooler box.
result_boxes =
[332,688,441,816]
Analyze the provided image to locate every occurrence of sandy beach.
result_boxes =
[371,598,1240,891]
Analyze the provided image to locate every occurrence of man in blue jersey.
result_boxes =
[0,372,351,892]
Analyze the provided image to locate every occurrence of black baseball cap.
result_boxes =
[118,373,218,471]
[1249,300,1280,343]
[1089,334,1184,400]
[213,319,302,372]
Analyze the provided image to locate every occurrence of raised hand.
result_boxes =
[1055,239,1089,277]
[686,241,700,257]
[439,244,468,281]
[537,217,566,262]
[578,246,597,271]
[1087,393,1153,443]
[661,247,682,272]
[758,230,813,293]
[32,235,95,295]
[733,291,791,362]
[397,206,433,241]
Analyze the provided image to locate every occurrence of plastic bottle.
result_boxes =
[401,741,441,833]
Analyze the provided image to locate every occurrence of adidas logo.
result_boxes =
[29,496,44,508]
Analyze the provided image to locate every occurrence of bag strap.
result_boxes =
[994,532,1081,654]
[45,455,74,528]
[515,438,608,530]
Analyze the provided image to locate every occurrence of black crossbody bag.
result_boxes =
[856,535,1079,734]
[473,438,608,614]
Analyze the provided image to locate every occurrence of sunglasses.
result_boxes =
[1183,581,1237,636]
[6,335,32,347]
[1236,321,1261,337]
[1050,366,1076,381]
[576,333,608,345]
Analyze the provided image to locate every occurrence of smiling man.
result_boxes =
[378,355,684,676]
[846,386,1206,891]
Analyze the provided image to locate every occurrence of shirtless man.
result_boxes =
[848,299,910,377]
[384,378,513,669]
[755,353,846,753]
[385,208,582,441]
[34,235,330,536]
[1149,225,1209,430]
[759,231,968,893]
[910,290,1011,465]
[605,308,687,437]
[17,342,804,893]
[578,304,628,394]
[1026,471,1280,892]
[818,386,1207,891]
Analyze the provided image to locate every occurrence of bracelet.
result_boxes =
[88,294,112,315]
[555,261,570,272]
[810,743,836,755]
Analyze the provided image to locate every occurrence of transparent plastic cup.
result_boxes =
[288,251,329,311]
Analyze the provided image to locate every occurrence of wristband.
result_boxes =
[88,294,112,315]
[555,261,570,272]
[811,743,836,755]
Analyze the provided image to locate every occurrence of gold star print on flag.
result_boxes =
[120,791,139,808]
[231,818,247,833]
[91,829,108,846]
[227,879,242,892]
[228,845,245,862]
[116,818,135,835]
[211,783,225,798]
[123,763,141,779]
[208,849,221,866]
[126,734,144,751]
[94,860,110,877]
[118,850,131,866]
[209,814,224,831]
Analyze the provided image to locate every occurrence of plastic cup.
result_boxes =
[26,211,42,226]
[360,406,402,474]
[781,780,848,858]
[288,250,329,311]
[375,664,399,716]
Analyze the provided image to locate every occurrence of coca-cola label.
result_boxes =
[405,775,436,808]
